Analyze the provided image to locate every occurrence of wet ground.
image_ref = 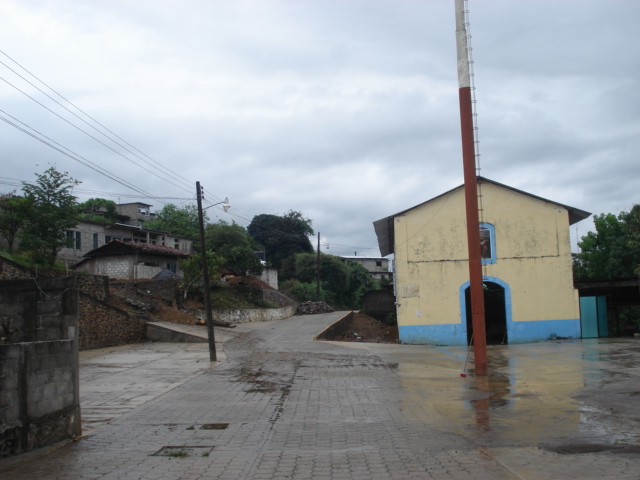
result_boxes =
[2,312,640,479]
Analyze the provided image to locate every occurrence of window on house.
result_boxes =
[93,233,99,249]
[66,230,81,250]
[376,260,382,267]
[479,223,496,265]
[167,263,176,273]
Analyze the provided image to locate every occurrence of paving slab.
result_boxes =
[1,313,639,480]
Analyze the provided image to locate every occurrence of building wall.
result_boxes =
[394,183,580,345]
[74,253,184,279]
[58,221,193,266]
[0,277,81,458]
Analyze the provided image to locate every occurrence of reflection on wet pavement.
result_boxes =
[383,338,640,451]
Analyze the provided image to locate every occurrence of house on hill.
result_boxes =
[339,256,392,283]
[72,240,190,279]
[373,177,591,346]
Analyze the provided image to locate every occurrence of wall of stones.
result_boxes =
[78,294,146,350]
[0,277,81,458]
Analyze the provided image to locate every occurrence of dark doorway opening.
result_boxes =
[465,282,508,345]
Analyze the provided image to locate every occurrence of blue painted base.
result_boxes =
[399,318,581,346]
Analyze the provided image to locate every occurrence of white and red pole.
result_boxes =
[455,0,487,375]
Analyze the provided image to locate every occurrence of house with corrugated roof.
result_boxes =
[373,177,591,345]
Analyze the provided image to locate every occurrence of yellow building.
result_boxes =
[373,177,590,345]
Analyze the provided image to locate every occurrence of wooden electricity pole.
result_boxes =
[316,232,321,301]
[196,181,217,362]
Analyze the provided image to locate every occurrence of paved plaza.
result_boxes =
[1,311,640,479]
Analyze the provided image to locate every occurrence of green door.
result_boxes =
[580,296,608,338]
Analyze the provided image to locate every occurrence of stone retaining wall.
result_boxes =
[78,294,146,351]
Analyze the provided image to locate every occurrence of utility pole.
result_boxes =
[196,181,217,362]
[316,232,321,301]
[455,0,487,375]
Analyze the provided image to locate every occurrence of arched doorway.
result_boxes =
[464,281,508,345]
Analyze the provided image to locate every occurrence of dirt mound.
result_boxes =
[320,312,399,344]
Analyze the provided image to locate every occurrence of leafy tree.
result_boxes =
[247,210,314,270]
[179,252,225,298]
[575,205,640,279]
[145,203,204,242]
[0,192,32,252]
[76,198,119,223]
[20,168,79,266]
[205,221,262,277]
[282,252,380,309]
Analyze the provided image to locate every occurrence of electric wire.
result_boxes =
[0,50,196,193]
[0,75,194,195]
[0,111,168,205]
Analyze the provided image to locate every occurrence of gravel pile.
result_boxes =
[295,301,335,315]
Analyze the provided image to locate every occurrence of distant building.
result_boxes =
[339,256,392,283]
[58,202,192,267]
[72,240,190,279]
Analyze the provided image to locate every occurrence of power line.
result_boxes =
[0,75,194,195]
[0,111,168,205]
[0,50,197,193]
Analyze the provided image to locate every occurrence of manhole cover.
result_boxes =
[201,423,229,430]
[152,446,214,457]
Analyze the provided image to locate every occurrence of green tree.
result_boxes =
[282,252,380,309]
[76,198,119,223]
[20,168,79,266]
[247,210,314,270]
[0,192,32,252]
[575,205,640,279]
[145,203,204,243]
[179,251,225,298]
[205,221,262,277]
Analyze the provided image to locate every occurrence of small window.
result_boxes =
[167,263,176,273]
[66,230,81,250]
[376,260,382,267]
[479,223,496,265]
[93,233,99,249]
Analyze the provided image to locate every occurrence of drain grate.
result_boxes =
[200,423,229,430]
[152,446,214,457]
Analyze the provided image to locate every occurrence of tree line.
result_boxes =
[0,167,382,309]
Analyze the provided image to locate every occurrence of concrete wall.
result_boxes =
[394,183,581,345]
[212,305,297,324]
[260,268,279,290]
[0,277,81,458]
[0,256,148,351]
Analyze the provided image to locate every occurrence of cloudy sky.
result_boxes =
[1,0,638,257]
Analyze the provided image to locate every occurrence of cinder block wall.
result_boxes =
[0,277,81,458]
[0,256,146,351]
[363,289,396,324]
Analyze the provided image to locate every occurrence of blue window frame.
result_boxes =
[479,223,496,265]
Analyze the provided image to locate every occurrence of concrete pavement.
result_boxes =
[1,311,639,479]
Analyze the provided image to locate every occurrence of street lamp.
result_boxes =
[195,184,230,362]
[203,197,230,212]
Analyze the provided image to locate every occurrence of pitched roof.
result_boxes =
[83,239,191,259]
[373,176,591,257]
